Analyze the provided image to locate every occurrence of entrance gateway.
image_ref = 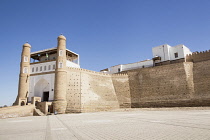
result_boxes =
[43,92,49,102]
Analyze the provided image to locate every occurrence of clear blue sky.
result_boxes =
[1,0,210,106]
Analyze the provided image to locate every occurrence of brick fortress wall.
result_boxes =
[66,68,131,113]
[64,51,210,113]
[127,61,210,107]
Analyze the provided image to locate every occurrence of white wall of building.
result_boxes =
[66,60,80,68]
[108,65,122,74]
[105,60,153,74]
[152,44,171,61]
[103,44,192,74]
[29,73,55,102]
[169,45,185,60]
[182,45,192,57]
[29,60,80,102]
[152,44,192,62]
[31,60,80,75]
[122,60,153,71]
[31,61,56,74]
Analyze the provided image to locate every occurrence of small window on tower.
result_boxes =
[36,67,38,72]
[174,52,178,58]
[59,50,63,56]
[53,64,56,69]
[59,62,63,68]
[48,65,51,70]
[32,67,34,73]
[23,67,28,73]
[24,56,28,62]
[40,66,42,71]
[44,66,46,71]
[118,68,121,73]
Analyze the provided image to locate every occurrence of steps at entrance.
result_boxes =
[33,108,45,116]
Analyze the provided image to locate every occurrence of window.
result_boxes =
[48,65,51,70]
[53,64,56,69]
[36,67,38,72]
[32,67,34,72]
[24,56,28,62]
[23,67,28,73]
[40,66,42,71]
[118,68,121,73]
[174,52,178,58]
[59,50,63,56]
[59,62,63,68]
[53,57,56,60]
[44,66,46,71]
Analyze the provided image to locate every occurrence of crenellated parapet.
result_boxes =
[112,73,128,77]
[68,67,128,77]
[186,50,210,62]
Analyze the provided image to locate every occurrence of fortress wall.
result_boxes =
[127,70,141,108]
[112,74,131,108]
[128,63,193,107]
[66,68,119,113]
[0,105,34,119]
[66,69,81,113]
[65,60,210,112]
[193,60,210,105]
[186,50,210,62]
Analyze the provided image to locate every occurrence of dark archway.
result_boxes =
[21,101,25,106]
[34,78,49,101]
[35,101,38,106]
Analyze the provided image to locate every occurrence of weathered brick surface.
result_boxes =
[112,74,131,108]
[127,61,210,107]
[193,60,210,101]
[65,60,210,112]
[66,68,119,113]
[66,69,81,113]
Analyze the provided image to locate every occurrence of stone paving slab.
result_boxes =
[0,109,210,140]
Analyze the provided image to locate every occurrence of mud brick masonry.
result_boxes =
[1,35,210,118]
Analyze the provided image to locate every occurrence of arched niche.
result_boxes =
[34,78,50,101]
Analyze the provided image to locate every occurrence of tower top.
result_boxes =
[57,34,66,40]
[23,42,31,48]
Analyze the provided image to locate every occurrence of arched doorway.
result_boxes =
[21,101,25,106]
[34,79,50,102]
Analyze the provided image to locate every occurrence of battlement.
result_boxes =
[186,50,210,62]
[112,73,128,77]
[67,67,128,77]
[68,67,111,76]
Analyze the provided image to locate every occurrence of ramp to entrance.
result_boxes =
[0,105,35,119]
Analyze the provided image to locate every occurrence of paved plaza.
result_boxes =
[0,108,210,140]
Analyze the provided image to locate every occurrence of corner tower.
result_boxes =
[14,43,31,106]
[53,35,67,113]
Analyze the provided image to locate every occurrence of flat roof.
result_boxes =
[31,47,79,60]
[31,47,79,56]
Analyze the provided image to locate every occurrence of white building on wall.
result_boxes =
[101,44,192,74]
[101,60,153,74]
[152,44,192,63]
[28,47,80,102]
